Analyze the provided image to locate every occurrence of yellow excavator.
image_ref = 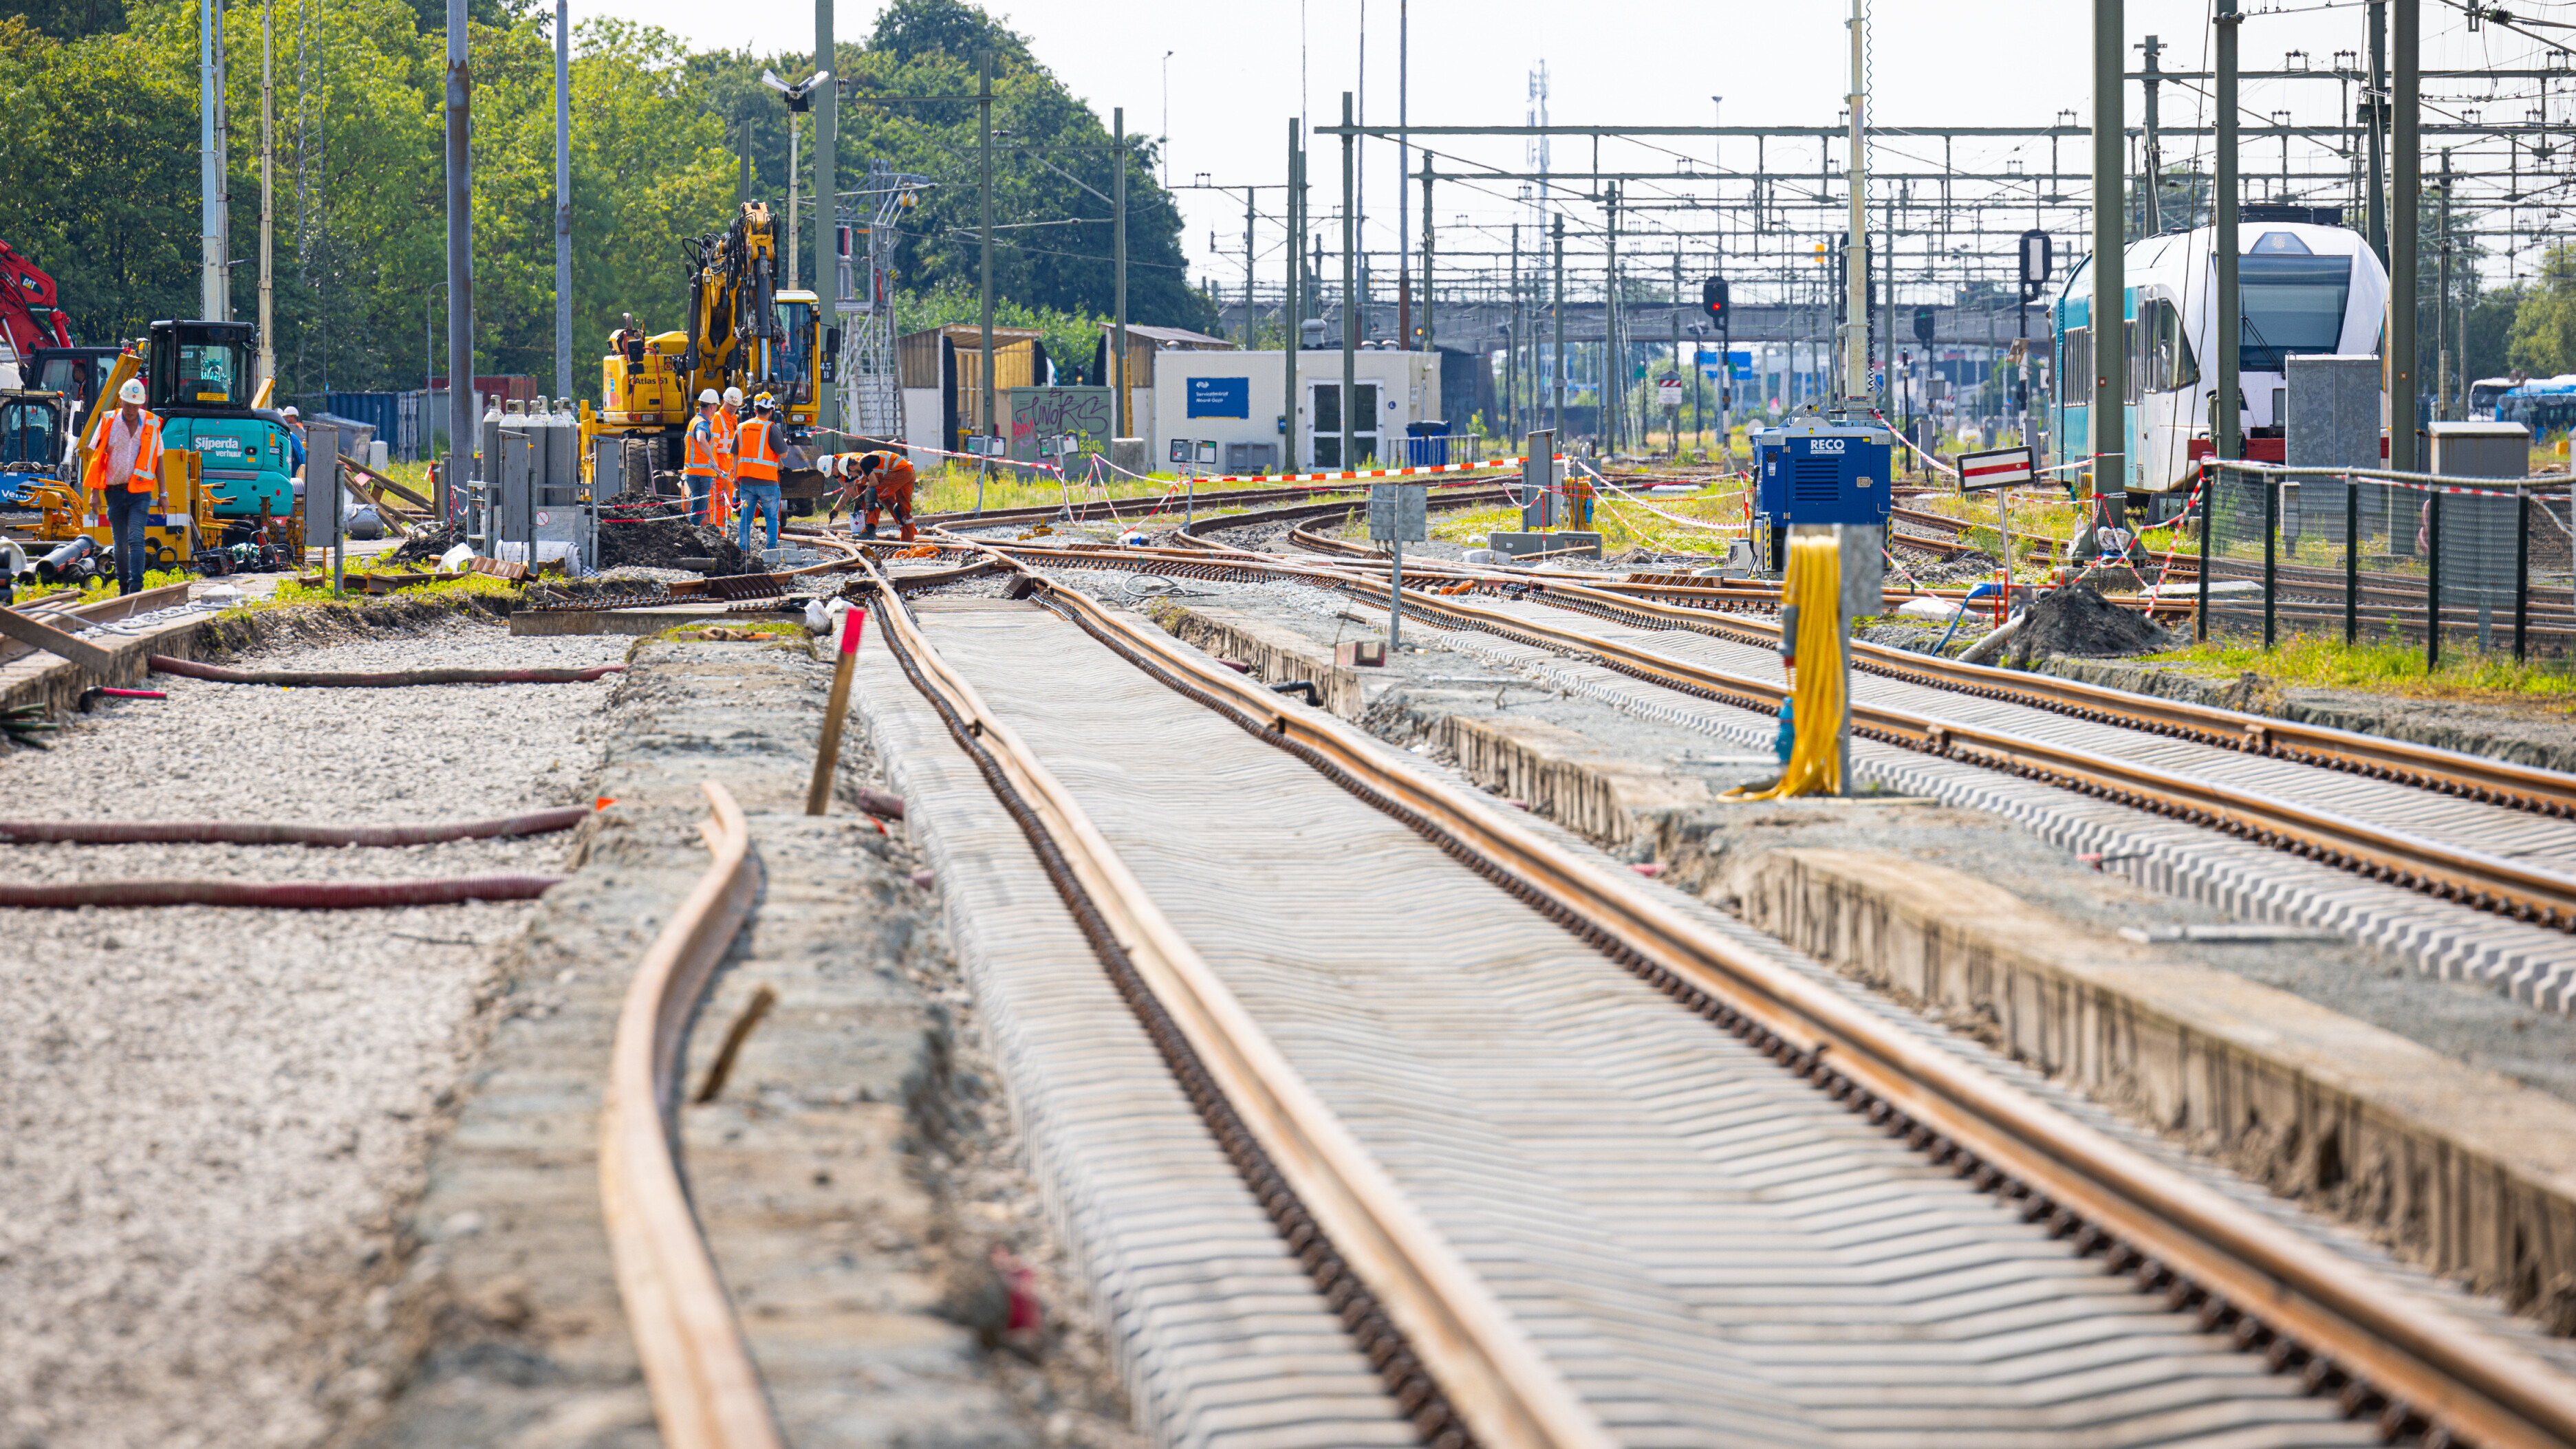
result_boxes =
[584,201,834,506]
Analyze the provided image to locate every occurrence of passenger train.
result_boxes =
[2050,217,2390,519]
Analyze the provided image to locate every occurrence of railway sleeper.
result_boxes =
[1019,569,2522,1448]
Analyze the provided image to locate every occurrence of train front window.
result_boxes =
[2239,255,2351,373]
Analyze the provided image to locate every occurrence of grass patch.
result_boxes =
[2141,630,2576,707]
[217,570,521,618]
[1414,482,1746,558]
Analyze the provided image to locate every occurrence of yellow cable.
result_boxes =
[1727,534,1845,800]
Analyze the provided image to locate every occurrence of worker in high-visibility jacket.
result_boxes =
[851,449,918,542]
[82,377,162,596]
[711,385,745,527]
[682,389,725,523]
[732,393,786,553]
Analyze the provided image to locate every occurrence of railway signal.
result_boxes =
[2017,228,2053,303]
[1701,276,1728,325]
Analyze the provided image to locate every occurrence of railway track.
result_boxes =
[913,537,2576,991]
[702,552,2576,1448]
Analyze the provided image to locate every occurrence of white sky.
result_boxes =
[600,0,2573,294]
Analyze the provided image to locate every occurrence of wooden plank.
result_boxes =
[0,605,119,672]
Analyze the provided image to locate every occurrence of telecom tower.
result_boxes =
[837,159,929,440]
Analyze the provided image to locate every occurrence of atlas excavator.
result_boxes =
[585,200,836,509]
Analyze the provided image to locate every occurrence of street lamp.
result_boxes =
[1161,51,1176,186]
[761,69,830,290]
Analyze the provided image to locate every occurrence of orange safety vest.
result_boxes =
[733,415,780,483]
[83,409,164,494]
[684,413,723,477]
[715,407,740,477]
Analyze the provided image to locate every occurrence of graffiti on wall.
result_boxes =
[1004,387,1115,466]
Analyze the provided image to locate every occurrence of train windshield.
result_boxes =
[2239,254,2351,372]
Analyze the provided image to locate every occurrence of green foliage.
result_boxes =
[0,0,1202,405]
[2510,246,2576,378]
[2145,629,2576,704]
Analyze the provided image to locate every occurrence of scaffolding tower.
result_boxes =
[837,160,929,440]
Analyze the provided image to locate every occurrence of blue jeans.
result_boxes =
[105,488,154,594]
[735,483,783,553]
[683,473,713,523]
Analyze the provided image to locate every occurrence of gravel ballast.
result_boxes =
[0,616,627,1449]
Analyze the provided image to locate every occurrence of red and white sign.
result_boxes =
[1958,444,2036,492]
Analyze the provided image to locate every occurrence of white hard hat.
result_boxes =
[119,378,147,404]
[723,386,744,406]
[280,403,299,417]
[697,389,719,405]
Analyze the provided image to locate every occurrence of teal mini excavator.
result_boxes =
[139,319,297,528]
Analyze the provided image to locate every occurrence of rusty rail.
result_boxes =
[869,558,1614,1449]
[597,782,779,1449]
[993,552,2576,1449]
[1506,575,2576,821]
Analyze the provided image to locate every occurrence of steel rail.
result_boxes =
[597,781,780,1449]
[1346,577,2576,927]
[869,560,1612,1449]
[935,538,2576,922]
[1500,576,2576,821]
[998,556,2576,1449]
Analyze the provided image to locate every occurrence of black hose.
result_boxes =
[1268,679,1321,706]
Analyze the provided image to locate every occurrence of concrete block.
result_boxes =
[1335,640,1386,668]
[1485,530,1602,561]
[1733,846,2576,1324]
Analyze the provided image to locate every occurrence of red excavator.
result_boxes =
[0,241,74,373]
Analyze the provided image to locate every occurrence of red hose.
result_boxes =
[149,655,625,687]
[0,805,591,847]
[0,874,562,909]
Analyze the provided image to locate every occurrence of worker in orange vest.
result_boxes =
[733,393,785,552]
[710,385,744,528]
[682,389,724,523]
[851,449,918,542]
[83,377,163,596]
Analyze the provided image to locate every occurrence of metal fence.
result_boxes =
[2194,460,2576,664]
[1402,433,1487,468]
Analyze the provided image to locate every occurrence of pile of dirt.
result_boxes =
[596,513,757,576]
[2010,583,2178,666]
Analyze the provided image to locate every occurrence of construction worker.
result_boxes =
[682,390,724,522]
[279,404,308,495]
[851,448,918,542]
[82,378,161,596]
[733,393,784,553]
[711,385,744,527]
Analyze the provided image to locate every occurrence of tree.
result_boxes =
[2509,246,2576,379]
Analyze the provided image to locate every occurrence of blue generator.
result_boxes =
[1750,417,1894,571]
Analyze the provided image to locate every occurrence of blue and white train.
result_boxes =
[2050,218,2390,519]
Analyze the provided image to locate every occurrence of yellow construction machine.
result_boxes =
[584,201,834,505]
